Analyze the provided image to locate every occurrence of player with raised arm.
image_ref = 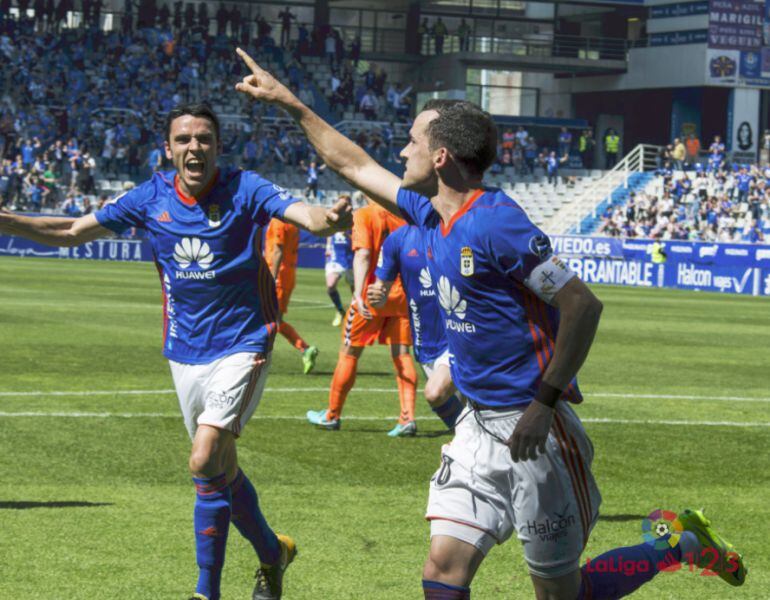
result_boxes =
[234,49,746,599]
[264,217,319,373]
[367,225,464,432]
[0,101,352,600]
[306,197,419,436]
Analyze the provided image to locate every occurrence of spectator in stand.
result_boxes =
[579,129,595,169]
[325,30,336,68]
[432,18,448,54]
[558,127,572,159]
[418,18,430,54]
[685,133,701,165]
[515,125,529,146]
[349,35,361,66]
[708,135,725,172]
[501,127,515,153]
[300,159,325,199]
[671,137,686,170]
[147,144,163,174]
[386,82,413,118]
[604,128,620,168]
[278,6,296,48]
[359,88,379,121]
[524,137,538,174]
[298,80,315,110]
[457,18,471,51]
[542,150,568,185]
[735,166,752,204]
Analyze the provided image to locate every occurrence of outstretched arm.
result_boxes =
[0,212,111,247]
[234,48,403,215]
[282,196,353,236]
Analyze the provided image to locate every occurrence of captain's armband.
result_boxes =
[523,255,575,304]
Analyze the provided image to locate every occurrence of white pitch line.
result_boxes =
[0,387,396,397]
[0,412,768,428]
[1,388,770,403]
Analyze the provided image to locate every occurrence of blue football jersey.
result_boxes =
[397,187,582,408]
[95,168,300,364]
[375,226,447,364]
[325,231,353,269]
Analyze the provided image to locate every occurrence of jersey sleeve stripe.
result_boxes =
[154,261,169,346]
[520,288,548,374]
[525,285,584,405]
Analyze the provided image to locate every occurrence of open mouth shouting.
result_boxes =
[185,157,206,179]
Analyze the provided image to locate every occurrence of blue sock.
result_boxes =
[328,288,344,314]
[193,474,232,600]
[431,395,464,429]
[578,541,682,599]
[230,469,281,565]
[423,580,470,599]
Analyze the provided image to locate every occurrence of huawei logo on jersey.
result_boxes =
[173,237,216,280]
[407,248,419,257]
[438,276,476,333]
[419,267,435,297]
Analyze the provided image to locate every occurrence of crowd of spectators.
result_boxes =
[598,136,768,243]
[0,3,417,213]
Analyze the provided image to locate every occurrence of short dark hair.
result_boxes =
[422,99,498,176]
[164,101,221,143]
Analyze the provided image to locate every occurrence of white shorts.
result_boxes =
[420,349,451,379]
[325,261,353,284]
[169,352,271,440]
[426,402,601,578]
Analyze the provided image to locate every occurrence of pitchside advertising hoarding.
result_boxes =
[1,233,769,297]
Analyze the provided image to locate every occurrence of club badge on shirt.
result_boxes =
[208,204,221,228]
[460,246,474,277]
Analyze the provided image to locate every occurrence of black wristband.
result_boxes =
[534,381,562,408]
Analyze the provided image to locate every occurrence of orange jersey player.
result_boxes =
[306,199,419,436]
[264,218,319,374]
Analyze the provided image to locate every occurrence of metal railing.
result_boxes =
[543,144,661,235]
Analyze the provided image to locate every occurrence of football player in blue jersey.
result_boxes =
[324,200,354,327]
[0,101,352,600]
[367,225,464,434]
[235,49,746,599]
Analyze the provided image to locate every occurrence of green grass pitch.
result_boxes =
[0,256,768,599]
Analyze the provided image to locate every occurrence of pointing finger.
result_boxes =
[236,47,263,74]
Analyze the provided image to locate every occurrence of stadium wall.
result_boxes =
[2,233,769,297]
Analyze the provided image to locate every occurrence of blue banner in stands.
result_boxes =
[2,233,770,296]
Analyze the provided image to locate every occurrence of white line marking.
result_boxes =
[1,388,770,403]
[0,412,767,428]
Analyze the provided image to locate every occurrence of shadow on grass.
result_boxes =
[599,514,646,522]
[0,501,114,510]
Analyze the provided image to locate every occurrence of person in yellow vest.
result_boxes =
[650,241,667,264]
[604,129,620,169]
[579,129,595,169]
